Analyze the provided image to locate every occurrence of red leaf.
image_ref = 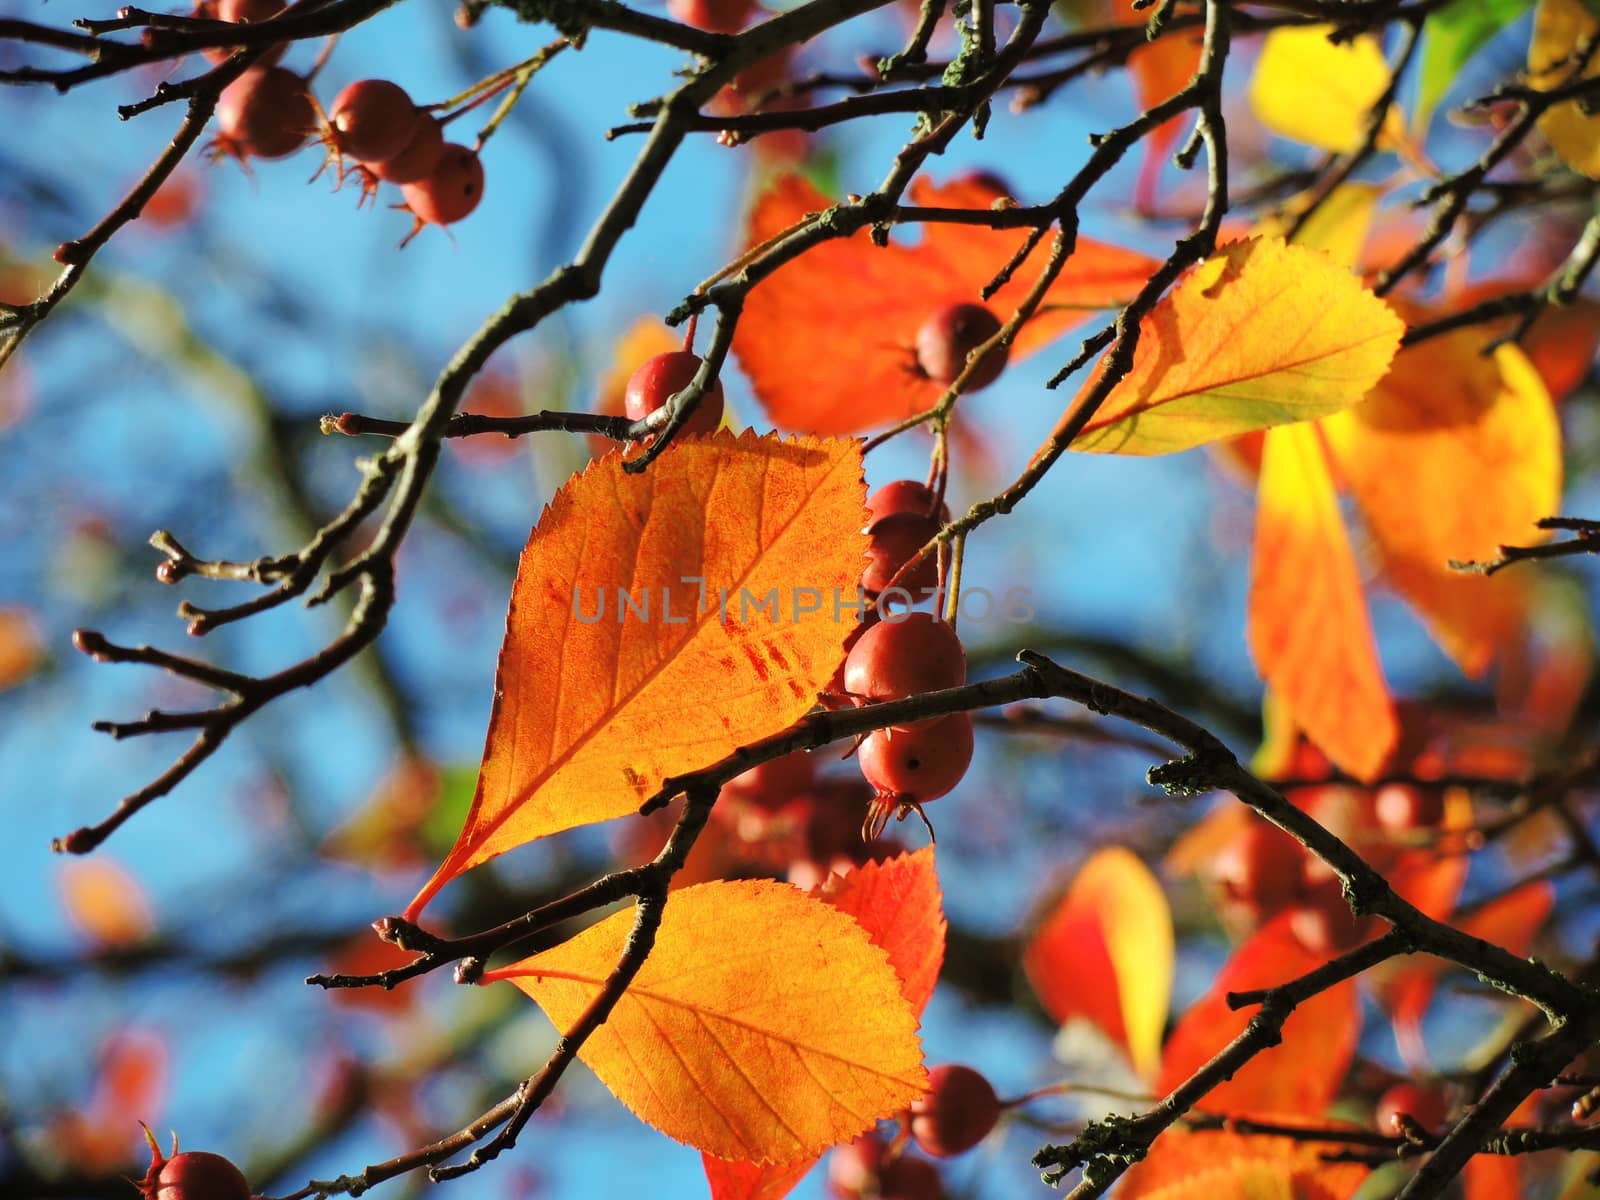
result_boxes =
[1158,916,1358,1119]
[820,846,947,1017]
[702,1152,816,1200]
[734,174,1157,434]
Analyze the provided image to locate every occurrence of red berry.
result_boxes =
[909,1064,1000,1158]
[148,1151,252,1200]
[623,351,724,436]
[859,713,974,808]
[843,613,966,702]
[214,67,314,160]
[862,512,941,599]
[402,143,484,226]
[1289,879,1367,956]
[1213,821,1304,918]
[667,0,756,32]
[915,302,1008,391]
[329,79,420,164]
[878,1155,944,1200]
[1374,783,1446,832]
[372,113,445,183]
[1376,1083,1449,1135]
[867,480,950,526]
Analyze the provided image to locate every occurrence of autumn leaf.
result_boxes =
[820,846,946,1016]
[1158,915,1359,1118]
[1322,335,1561,675]
[733,173,1159,435]
[1072,238,1404,455]
[1531,0,1600,177]
[699,848,946,1198]
[702,1154,816,1200]
[407,433,869,918]
[486,880,926,1163]
[1249,422,1397,782]
[1385,881,1553,1062]
[1250,24,1403,154]
[1119,1129,1368,1200]
[1024,846,1173,1079]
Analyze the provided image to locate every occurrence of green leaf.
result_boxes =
[1416,0,1532,128]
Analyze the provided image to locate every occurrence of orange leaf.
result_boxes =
[700,851,947,1196]
[1248,423,1397,781]
[1322,335,1560,675]
[1073,238,1404,455]
[702,1152,816,1200]
[733,174,1158,434]
[408,432,868,918]
[486,880,926,1163]
[1024,847,1173,1079]
[820,846,946,1016]
[1384,882,1553,1061]
[1119,1129,1368,1200]
[1465,1155,1522,1200]
[59,858,153,948]
[1158,915,1359,1118]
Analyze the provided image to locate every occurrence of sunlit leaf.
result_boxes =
[1248,423,1397,782]
[1250,25,1402,153]
[1072,238,1404,455]
[1322,338,1560,675]
[820,846,947,1016]
[1158,915,1359,1118]
[1417,0,1532,128]
[1265,182,1383,270]
[702,1154,816,1200]
[1024,847,1173,1079]
[1119,1129,1369,1200]
[1531,0,1600,177]
[734,174,1158,434]
[487,880,926,1162]
[407,433,868,918]
[696,848,945,1195]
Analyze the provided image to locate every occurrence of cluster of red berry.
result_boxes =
[1214,782,1447,956]
[830,1064,1002,1199]
[714,748,902,889]
[190,2,483,243]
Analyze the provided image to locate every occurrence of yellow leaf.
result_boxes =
[1073,238,1404,455]
[1248,424,1397,781]
[1023,847,1173,1079]
[1531,0,1600,177]
[407,433,869,918]
[1250,25,1402,153]
[487,880,926,1163]
[1259,182,1383,270]
[1322,338,1560,674]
